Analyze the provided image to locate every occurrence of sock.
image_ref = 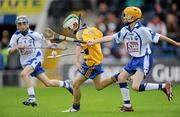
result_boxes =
[73,103,80,110]
[160,83,166,90]
[139,83,166,92]
[27,87,35,101]
[59,81,70,88]
[162,84,165,89]
[119,82,131,107]
[59,81,64,87]
[114,73,120,82]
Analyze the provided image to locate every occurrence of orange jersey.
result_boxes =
[76,26,103,66]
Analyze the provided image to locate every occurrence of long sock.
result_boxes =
[119,82,131,107]
[27,87,35,101]
[59,81,64,87]
[73,103,80,110]
[59,81,70,88]
[113,73,120,82]
[139,83,166,92]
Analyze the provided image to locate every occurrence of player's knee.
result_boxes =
[95,86,103,91]
[118,77,126,83]
[72,82,80,89]
[132,83,139,91]
[96,88,103,91]
[20,72,28,78]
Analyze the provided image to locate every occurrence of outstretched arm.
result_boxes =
[87,35,114,46]
[159,34,180,46]
[45,39,52,46]
[95,35,114,43]
[46,39,58,48]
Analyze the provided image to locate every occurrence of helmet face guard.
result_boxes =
[63,14,82,34]
[63,14,79,28]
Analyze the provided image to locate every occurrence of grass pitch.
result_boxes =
[0,84,179,117]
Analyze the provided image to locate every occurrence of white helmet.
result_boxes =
[63,14,79,29]
[15,15,29,35]
[15,15,29,25]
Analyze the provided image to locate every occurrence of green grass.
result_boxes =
[0,84,179,117]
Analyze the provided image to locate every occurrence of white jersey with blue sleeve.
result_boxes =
[8,29,46,69]
[113,22,160,57]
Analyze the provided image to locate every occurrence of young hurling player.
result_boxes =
[61,14,118,112]
[8,16,73,107]
[87,7,180,112]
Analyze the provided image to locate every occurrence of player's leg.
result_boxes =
[62,74,88,112]
[22,57,44,107]
[72,75,87,109]
[93,74,116,91]
[36,73,73,95]
[20,65,37,107]
[116,69,134,112]
[131,70,144,91]
[132,70,173,101]
[20,65,34,87]
[132,53,172,101]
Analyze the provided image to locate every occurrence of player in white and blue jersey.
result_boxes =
[8,15,73,107]
[87,7,180,112]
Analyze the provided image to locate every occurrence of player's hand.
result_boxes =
[87,40,96,46]
[176,42,180,47]
[76,62,82,72]
[48,43,59,49]
[17,45,27,50]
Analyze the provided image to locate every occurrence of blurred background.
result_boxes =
[0,0,180,87]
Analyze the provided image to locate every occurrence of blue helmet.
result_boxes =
[15,15,29,25]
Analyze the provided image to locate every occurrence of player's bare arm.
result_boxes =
[87,35,114,46]
[159,34,180,46]
[8,44,27,54]
[75,46,83,72]
[46,40,59,49]
[45,39,52,46]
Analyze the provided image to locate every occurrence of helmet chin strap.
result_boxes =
[73,27,79,34]
[73,14,82,34]
[19,28,29,36]
[124,18,139,26]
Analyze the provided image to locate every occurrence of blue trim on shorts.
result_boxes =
[78,61,104,79]
[25,58,45,77]
[124,54,153,77]
[30,62,45,77]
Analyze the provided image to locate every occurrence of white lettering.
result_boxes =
[152,64,180,82]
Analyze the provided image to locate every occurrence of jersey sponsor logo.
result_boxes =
[125,33,140,53]
[126,41,139,52]
[19,38,34,55]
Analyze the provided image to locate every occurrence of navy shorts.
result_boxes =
[79,61,104,79]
